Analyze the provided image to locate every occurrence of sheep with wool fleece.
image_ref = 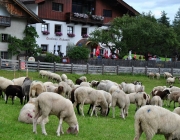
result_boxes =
[43,81,54,88]
[33,92,79,136]
[111,87,130,119]
[22,77,32,104]
[134,105,180,140]
[150,95,163,107]
[58,81,72,99]
[65,79,75,88]
[79,76,87,82]
[12,76,26,86]
[164,86,180,93]
[39,70,49,78]
[166,77,176,85]
[79,82,91,87]
[155,73,160,79]
[164,72,172,79]
[97,80,120,92]
[61,74,68,82]
[0,76,14,92]
[46,85,63,95]
[127,92,137,104]
[134,92,150,111]
[121,82,144,94]
[167,91,180,108]
[173,107,180,116]
[147,72,155,79]
[73,86,108,116]
[18,98,49,124]
[29,81,47,98]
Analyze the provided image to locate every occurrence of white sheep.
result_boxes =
[134,92,150,111]
[111,88,130,119]
[173,107,180,115]
[39,70,48,78]
[164,72,172,79]
[18,98,49,124]
[0,76,14,92]
[33,92,79,136]
[150,95,163,107]
[97,80,120,92]
[121,82,144,94]
[79,76,87,82]
[61,74,68,82]
[79,82,91,87]
[29,81,47,98]
[127,92,137,104]
[65,79,75,88]
[73,86,108,116]
[147,72,155,79]
[43,81,54,89]
[155,73,160,79]
[134,105,180,140]
[12,76,26,86]
[166,77,176,85]
[58,81,72,99]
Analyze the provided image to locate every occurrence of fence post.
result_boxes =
[54,62,56,73]
[102,64,104,75]
[145,66,147,75]
[71,63,73,74]
[171,67,173,76]
[159,67,160,74]
[0,58,1,69]
[86,63,89,74]
[37,61,40,71]
[116,65,119,75]
[132,66,134,75]
[19,59,21,70]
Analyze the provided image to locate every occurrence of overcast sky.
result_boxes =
[125,0,180,23]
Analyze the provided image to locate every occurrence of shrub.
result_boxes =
[44,52,61,63]
[67,45,90,60]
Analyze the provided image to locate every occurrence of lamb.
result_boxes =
[164,72,172,79]
[73,86,108,116]
[166,77,176,85]
[61,74,68,82]
[22,77,32,104]
[12,77,26,86]
[134,105,180,140]
[58,81,72,99]
[18,98,49,124]
[150,95,163,107]
[111,88,130,119]
[33,92,79,136]
[134,92,150,111]
[29,81,47,98]
[173,107,180,116]
[5,85,24,105]
[147,72,155,79]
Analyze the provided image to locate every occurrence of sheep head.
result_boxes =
[66,124,79,135]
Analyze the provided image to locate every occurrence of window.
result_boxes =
[1,51,8,59]
[103,9,112,17]
[81,27,87,36]
[52,2,63,12]
[41,45,48,53]
[0,34,9,42]
[55,25,61,33]
[67,26,73,34]
[41,24,48,32]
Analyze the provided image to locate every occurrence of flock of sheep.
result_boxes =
[1,70,180,139]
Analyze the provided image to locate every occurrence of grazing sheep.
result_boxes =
[65,79,75,88]
[111,89,130,119]
[33,92,79,136]
[58,81,72,99]
[97,80,120,92]
[79,76,87,82]
[0,76,14,92]
[121,82,144,94]
[46,85,63,95]
[5,85,24,105]
[134,92,150,111]
[134,105,180,140]
[166,77,176,85]
[12,77,26,86]
[43,82,54,89]
[127,92,137,104]
[133,81,142,85]
[49,73,62,82]
[173,107,180,115]
[73,86,108,116]
[61,74,68,82]
[155,73,160,79]
[90,80,99,88]
[164,72,172,79]
[150,96,163,107]
[18,98,49,124]
[29,81,47,98]
[168,91,180,108]
[22,77,32,104]
[79,82,91,87]
[147,72,155,79]
[39,70,49,78]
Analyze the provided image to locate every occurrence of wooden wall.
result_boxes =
[38,0,71,21]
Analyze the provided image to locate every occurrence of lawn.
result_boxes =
[0,70,177,140]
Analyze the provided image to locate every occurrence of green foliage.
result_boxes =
[44,52,61,63]
[8,25,41,57]
[157,11,170,27]
[67,45,90,60]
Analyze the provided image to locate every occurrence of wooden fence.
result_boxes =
[0,58,180,76]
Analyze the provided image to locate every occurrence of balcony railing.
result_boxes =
[0,16,11,27]
[66,12,104,26]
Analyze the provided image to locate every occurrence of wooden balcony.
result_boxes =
[0,16,11,27]
[66,12,103,26]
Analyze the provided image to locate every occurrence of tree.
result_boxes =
[157,11,170,27]
[8,26,41,57]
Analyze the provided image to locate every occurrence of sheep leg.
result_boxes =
[80,103,85,116]
[90,104,96,117]
[120,108,125,119]
[87,104,93,115]
[5,95,8,104]
[33,113,40,134]
[56,118,63,136]
[41,117,47,135]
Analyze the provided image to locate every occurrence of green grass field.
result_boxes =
[0,70,177,140]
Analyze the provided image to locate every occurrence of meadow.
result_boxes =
[0,70,177,140]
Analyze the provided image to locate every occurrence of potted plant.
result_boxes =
[67,33,75,37]
[55,32,63,36]
[42,31,50,35]
[82,34,89,38]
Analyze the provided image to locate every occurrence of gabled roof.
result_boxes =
[13,0,44,23]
